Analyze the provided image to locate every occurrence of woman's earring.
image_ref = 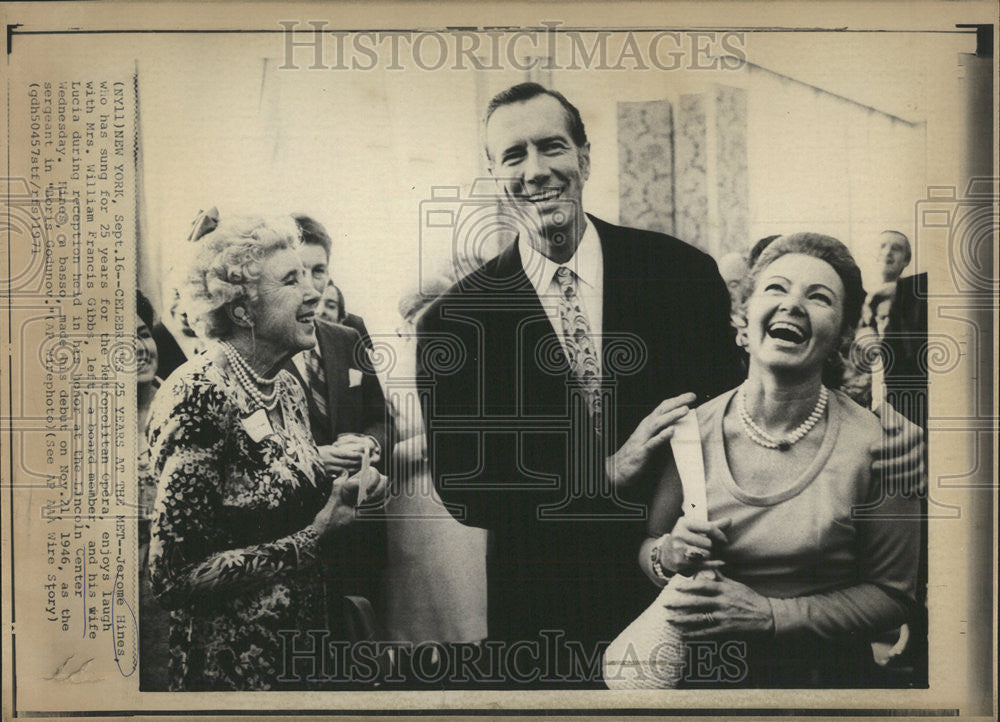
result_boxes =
[234,306,256,354]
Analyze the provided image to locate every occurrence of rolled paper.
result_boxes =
[603,410,716,689]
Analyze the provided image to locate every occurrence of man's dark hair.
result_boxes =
[292,213,332,259]
[484,82,588,160]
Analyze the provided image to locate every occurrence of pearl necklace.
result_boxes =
[221,342,279,411]
[737,384,828,451]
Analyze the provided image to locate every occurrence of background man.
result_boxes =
[323,280,375,352]
[318,279,343,325]
[290,213,392,638]
[875,229,912,286]
[291,214,390,464]
[877,230,927,427]
[864,230,926,426]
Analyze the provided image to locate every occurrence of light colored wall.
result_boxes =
[140,31,967,333]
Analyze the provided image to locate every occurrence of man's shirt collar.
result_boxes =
[519,218,602,296]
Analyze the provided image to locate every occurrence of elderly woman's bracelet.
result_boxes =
[650,533,674,584]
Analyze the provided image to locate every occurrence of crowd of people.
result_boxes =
[136,82,927,691]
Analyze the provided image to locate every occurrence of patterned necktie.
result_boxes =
[554,266,602,431]
[304,347,330,438]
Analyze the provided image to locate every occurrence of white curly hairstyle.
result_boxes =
[175,215,301,340]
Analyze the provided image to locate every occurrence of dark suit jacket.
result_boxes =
[417,215,742,661]
[286,319,390,462]
[286,319,392,629]
[884,273,928,428]
[340,312,374,352]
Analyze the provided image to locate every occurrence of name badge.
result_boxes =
[241,409,274,443]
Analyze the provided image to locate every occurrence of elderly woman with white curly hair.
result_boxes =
[147,214,385,691]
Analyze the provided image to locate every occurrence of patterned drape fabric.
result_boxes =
[618,85,749,259]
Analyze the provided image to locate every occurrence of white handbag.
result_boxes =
[602,410,717,689]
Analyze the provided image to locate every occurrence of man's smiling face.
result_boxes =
[485,93,590,262]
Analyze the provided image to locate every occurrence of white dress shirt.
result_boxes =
[518,219,604,362]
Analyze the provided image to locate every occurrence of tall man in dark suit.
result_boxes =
[290,214,392,638]
[417,83,744,683]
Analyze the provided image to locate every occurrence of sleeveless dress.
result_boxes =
[693,388,920,687]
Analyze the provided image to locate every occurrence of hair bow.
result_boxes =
[187,207,220,242]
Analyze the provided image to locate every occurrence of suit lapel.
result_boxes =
[590,214,629,343]
[494,239,570,376]
[490,238,538,295]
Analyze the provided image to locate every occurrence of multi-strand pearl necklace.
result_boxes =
[221,341,279,410]
[737,383,828,451]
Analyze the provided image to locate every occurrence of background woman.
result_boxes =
[137,290,161,528]
[382,280,487,651]
[147,215,384,691]
[137,289,171,690]
[640,233,920,687]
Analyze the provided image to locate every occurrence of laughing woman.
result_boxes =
[147,216,384,691]
[640,233,920,687]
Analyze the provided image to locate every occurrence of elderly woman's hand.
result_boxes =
[311,468,387,539]
[607,392,696,487]
[311,472,355,539]
[659,517,731,575]
[661,571,774,638]
[345,466,387,507]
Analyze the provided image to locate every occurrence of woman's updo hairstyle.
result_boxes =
[731,232,866,388]
[176,214,301,340]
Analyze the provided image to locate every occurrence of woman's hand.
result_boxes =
[872,402,925,495]
[318,435,380,476]
[311,468,387,539]
[661,571,774,637]
[660,517,731,575]
[607,392,696,487]
[311,471,355,539]
[346,466,387,507]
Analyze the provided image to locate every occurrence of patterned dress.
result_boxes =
[147,351,329,691]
